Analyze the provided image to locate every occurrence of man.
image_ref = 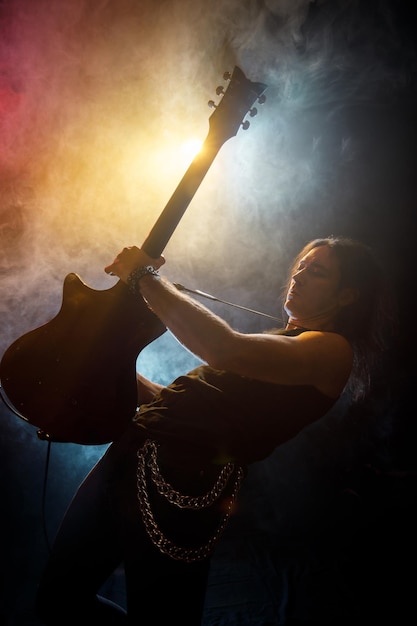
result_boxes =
[36,236,393,625]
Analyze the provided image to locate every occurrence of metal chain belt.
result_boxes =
[136,439,244,562]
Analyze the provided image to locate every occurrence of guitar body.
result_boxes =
[0,66,267,445]
[0,274,165,444]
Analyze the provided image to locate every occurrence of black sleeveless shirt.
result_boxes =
[133,329,338,468]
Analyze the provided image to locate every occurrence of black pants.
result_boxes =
[35,426,215,625]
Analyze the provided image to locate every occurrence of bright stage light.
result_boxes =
[180,138,204,160]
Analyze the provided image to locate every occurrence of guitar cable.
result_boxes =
[1,382,52,553]
[40,439,53,553]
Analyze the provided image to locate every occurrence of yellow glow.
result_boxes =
[180,138,204,160]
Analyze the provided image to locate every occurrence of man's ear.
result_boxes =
[338,287,359,308]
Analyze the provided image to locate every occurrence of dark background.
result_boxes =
[1,1,416,624]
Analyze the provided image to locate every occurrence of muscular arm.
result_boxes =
[105,247,353,398]
[140,274,353,397]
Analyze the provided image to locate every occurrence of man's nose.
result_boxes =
[293,269,304,284]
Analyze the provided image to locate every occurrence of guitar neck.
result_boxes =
[140,66,267,258]
[141,135,222,257]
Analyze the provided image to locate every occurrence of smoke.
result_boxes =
[1,0,416,445]
[1,7,416,624]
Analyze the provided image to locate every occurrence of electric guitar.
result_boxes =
[0,66,267,445]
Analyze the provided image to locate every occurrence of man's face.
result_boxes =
[284,245,345,326]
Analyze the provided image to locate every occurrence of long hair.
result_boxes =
[282,236,398,401]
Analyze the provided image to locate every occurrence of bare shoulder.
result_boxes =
[292,330,353,397]
[295,330,352,352]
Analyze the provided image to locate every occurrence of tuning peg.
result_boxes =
[223,71,232,81]
[249,107,258,117]
[241,120,250,130]
[258,94,266,104]
[215,85,225,96]
[208,99,217,109]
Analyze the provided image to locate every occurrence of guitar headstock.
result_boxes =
[207,66,267,147]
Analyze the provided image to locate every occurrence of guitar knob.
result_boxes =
[241,120,250,130]
[37,429,51,441]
